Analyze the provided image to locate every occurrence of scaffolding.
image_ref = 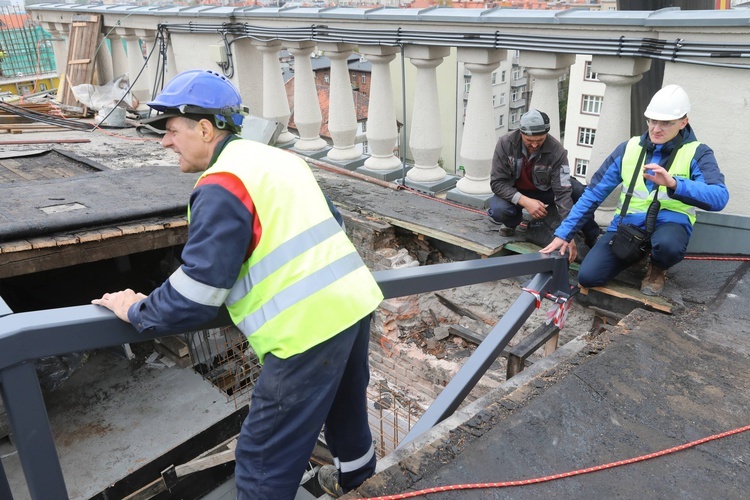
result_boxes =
[0,5,56,83]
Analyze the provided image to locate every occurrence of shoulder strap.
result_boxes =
[618,145,648,220]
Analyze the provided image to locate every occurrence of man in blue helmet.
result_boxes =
[93,69,383,499]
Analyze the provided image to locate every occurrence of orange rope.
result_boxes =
[362,423,750,500]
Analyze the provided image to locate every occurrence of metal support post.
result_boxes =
[397,271,555,449]
[0,458,12,500]
[373,252,563,299]
[0,363,68,499]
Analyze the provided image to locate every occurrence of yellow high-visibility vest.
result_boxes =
[618,136,699,225]
[192,140,383,363]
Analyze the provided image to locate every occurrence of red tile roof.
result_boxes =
[285,77,369,139]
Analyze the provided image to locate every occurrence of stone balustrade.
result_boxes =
[26,4,750,216]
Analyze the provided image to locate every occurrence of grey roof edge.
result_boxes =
[25,4,750,28]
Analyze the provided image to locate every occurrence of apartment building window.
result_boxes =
[492,94,496,106]
[575,159,589,177]
[511,111,520,124]
[501,70,507,83]
[578,127,596,147]
[361,75,367,84]
[498,114,505,127]
[513,67,523,80]
[465,79,471,94]
[582,95,603,115]
[511,88,520,102]
[584,61,599,81]
[491,72,497,85]
[498,93,506,106]
[324,74,330,83]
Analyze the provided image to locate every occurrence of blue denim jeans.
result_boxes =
[235,315,375,500]
[577,222,689,288]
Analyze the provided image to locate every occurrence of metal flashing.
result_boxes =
[645,9,750,27]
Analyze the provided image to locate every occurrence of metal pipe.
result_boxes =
[0,363,67,499]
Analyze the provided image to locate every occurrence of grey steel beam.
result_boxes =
[0,451,11,500]
[0,255,570,497]
[397,271,556,449]
[372,252,566,299]
[0,295,11,318]
[0,306,232,371]
[0,362,67,500]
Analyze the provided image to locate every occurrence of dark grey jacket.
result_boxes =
[490,129,574,219]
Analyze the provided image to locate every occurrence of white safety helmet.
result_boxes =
[644,84,691,121]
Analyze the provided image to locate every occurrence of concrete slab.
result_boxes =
[1,349,238,500]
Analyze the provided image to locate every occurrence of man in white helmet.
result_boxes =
[489,109,601,254]
[542,84,729,296]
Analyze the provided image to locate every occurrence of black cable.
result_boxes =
[0,101,96,131]
[157,22,750,71]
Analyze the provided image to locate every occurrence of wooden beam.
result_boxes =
[0,224,188,279]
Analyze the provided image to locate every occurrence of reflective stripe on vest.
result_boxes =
[193,140,383,363]
[618,136,700,225]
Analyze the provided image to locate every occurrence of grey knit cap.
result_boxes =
[519,109,550,136]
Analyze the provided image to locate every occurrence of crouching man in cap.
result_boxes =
[488,108,601,257]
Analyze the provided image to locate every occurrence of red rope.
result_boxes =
[362,423,750,500]
[398,185,488,216]
[683,255,750,261]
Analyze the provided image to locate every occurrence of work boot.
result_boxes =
[318,465,344,498]
[641,261,667,296]
[499,225,516,237]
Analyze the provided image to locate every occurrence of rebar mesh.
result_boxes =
[367,380,422,458]
[186,326,259,410]
[186,328,421,454]
[0,6,56,80]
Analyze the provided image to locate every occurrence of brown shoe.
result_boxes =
[641,262,666,296]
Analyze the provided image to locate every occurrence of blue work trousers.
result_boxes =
[577,222,690,288]
[235,315,376,500]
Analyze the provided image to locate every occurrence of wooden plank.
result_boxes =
[361,210,502,257]
[0,239,32,253]
[99,227,124,240]
[0,225,188,279]
[117,222,148,235]
[447,324,486,345]
[122,477,166,500]
[60,14,101,110]
[174,450,235,477]
[155,335,189,357]
[579,283,673,314]
[153,342,192,369]
[27,236,59,250]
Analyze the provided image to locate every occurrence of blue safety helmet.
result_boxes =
[143,69,247,133]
